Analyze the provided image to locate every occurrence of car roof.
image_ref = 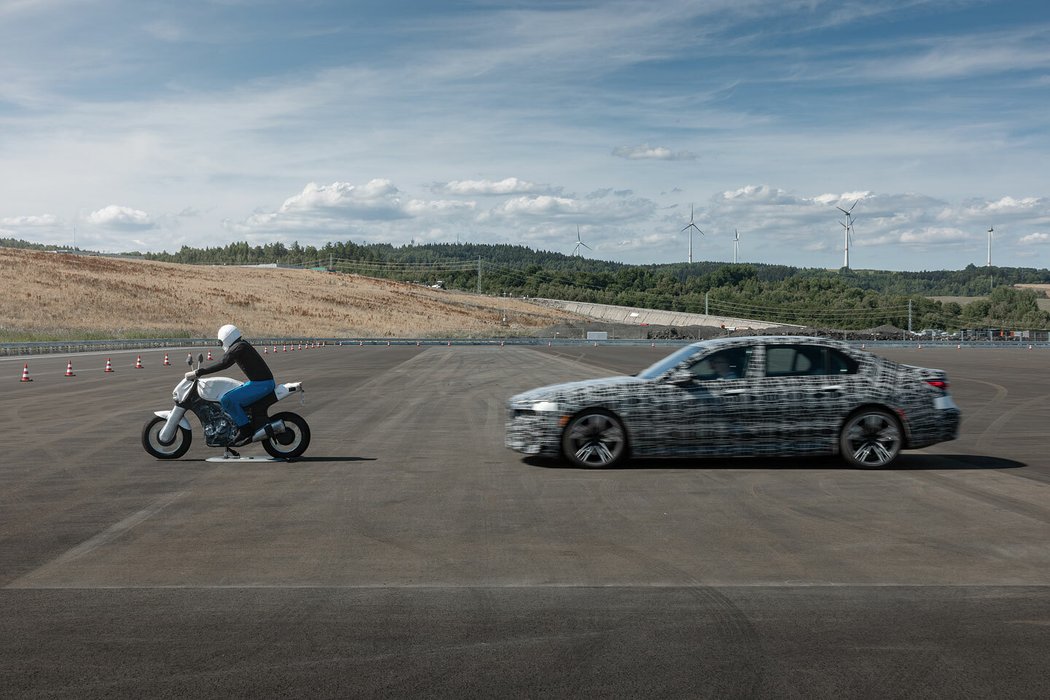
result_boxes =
[688,335,850,350]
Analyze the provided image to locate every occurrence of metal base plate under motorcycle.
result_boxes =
[206,447,286,463]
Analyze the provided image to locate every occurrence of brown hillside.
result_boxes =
[0,247,582,339]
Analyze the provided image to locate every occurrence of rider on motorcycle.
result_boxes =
[186,324,275,446]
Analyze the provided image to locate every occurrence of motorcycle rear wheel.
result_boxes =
[142,415,192,459]
[262,412,310,460]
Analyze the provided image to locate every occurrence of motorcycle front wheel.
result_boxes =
[263,412,310,460]
[141,415,192,459]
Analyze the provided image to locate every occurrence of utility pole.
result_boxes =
[908,300,912,335]
[477,256,482,294]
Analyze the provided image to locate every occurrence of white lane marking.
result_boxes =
[6,491,187,588]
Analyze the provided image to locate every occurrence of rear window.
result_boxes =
[765,345,859,377]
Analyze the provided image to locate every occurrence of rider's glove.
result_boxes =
[185,370,197,380]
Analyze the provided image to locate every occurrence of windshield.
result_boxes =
[636,343,705,380]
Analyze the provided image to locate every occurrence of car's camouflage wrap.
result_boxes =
[506,336,961,468]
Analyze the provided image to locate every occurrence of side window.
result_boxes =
[766,345,859,377]
[765,345,821,377]
[689,347,751,380]
[826,348,859,375]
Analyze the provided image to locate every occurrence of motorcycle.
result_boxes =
[141,353,311,460]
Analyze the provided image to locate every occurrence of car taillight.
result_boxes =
[926,379,949,391]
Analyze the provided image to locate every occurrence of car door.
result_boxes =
[750,342,861,454]
[662,344,758,457]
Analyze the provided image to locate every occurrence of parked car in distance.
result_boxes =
[506,336,961,469]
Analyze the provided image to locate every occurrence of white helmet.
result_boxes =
[217,324,242,351]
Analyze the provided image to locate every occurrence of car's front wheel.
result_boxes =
[561,409,628,468]
[839,408,902,468]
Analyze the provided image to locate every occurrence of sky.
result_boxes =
[1,0,1048,271]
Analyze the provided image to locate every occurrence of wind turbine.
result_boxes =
[837,200,858,269]
[572,225,592,257]
[681,204,704,263]
[987,226,993,267]
[733,229,740,264]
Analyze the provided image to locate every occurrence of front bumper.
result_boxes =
[505,408,563,457]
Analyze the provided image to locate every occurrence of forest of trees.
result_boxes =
[7,237,1050,331]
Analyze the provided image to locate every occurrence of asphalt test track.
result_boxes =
[2,343,1049,698]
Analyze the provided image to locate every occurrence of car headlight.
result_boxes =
[511,399,560,413]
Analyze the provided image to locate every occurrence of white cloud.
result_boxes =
[226,180,481,238]
[612,144,697,161]
[719,185,805,206]
[275,180,407,221]
[86,205,154,230]
[404,199,476,215]
[897,227,973,245]
[492,195,579,217]
[483,193,655,223]
[437,178,552,196]
[0,214,59,227]
[1019,233,1050,245]
[982,196,1043,213]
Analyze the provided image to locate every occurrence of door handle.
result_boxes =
[720,388,747,395]
[820,385,844,392]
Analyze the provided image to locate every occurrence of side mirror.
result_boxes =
[668,369,694,386]
[186,355,193,367]
[198,353,204,365]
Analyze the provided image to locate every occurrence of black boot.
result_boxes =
[230,424,253,447]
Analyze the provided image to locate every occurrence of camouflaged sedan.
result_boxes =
[506,336,960,468]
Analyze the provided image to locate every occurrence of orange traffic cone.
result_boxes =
[65,361,75,377]
[134,356,144,369]
[163,353,171,366]
[207,350,213,361]
[273,345,277,354]
[20,363,32,382]
[186,353,193,364]
[263,346,268,354]
[105,358,114,373]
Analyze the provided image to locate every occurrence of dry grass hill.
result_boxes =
[0,247,583,341]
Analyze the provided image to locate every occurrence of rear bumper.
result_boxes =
[907,396,961,448]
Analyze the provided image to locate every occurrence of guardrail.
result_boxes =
[2,336,1048,357]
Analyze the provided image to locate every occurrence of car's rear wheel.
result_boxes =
[561,409,628,468]
[839,408,902,468]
